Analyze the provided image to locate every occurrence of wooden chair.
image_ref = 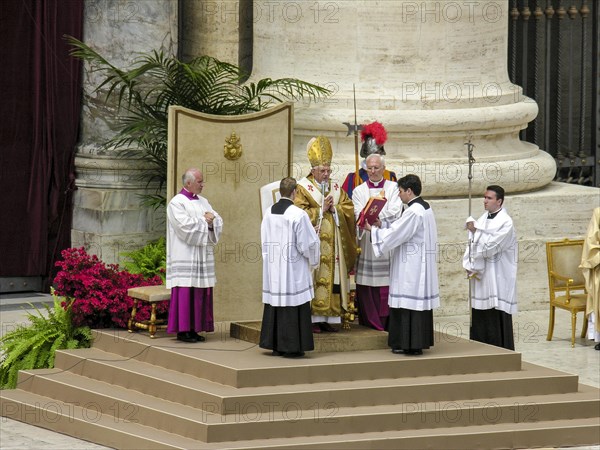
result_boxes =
[545,239,588,347]
[127,285,171,338]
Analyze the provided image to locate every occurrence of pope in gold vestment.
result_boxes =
[295,136,357,324]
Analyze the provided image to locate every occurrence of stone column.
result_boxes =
[242,0,598,316]
[181,0,241,64]
[73,1,177,264]
[250,0,555,195]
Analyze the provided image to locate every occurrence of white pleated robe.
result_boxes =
[353,180,402,286]
[166,193,223,288]
[462,209,518,315]
[371,198,440,311]
[262,203,320,307]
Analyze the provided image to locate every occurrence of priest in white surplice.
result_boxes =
[166,168,223,343]
[260,177,320,357]
[462,185,518,350]
[352,154,402,331]
[364,174,440,355]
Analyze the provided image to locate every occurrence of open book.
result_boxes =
[357,192,387,228]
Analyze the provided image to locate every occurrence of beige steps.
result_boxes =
[1,328,599,449]
[1,389,599,449]
[13,365,600,443]
[89,329,523,387]
[54,348,579,414]
[4,372,600,445]
[0,389,204,449]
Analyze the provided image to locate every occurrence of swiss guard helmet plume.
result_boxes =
[360,121,387,158]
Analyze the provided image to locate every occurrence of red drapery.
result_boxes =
[0,0,83,287]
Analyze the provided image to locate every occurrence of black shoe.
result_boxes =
[271,350,283,356]
[177,332,196,343]
[391,348,404,354]
[595,343,600,351]
[283,351,305,358]
[319,322,339,333]
[407,349,423,356]
[194,333,206,342]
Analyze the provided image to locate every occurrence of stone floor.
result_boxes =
[0,292,598,450]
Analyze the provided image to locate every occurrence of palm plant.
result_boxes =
[68,37,331,209]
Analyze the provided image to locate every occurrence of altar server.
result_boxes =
[260,177,320,357]
[365,174,440,355]
[463,185,518,350]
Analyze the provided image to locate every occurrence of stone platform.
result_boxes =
[230,321,389,352]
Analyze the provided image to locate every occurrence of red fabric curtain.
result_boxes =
[0,0,83,287]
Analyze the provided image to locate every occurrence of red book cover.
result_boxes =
[357,196,387,228]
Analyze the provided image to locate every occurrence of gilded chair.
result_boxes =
[546,239,588,347]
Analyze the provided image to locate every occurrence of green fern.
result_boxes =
[120,237,167,283]
[0,292,93,389]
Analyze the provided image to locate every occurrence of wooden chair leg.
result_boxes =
[571,311,577,348]
[128,299,139,333]
[149,303,158,338]
[546,305,555,341]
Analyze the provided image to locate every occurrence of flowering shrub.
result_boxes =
[53,247,167,329]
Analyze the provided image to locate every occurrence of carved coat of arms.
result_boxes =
[224,132,242,160]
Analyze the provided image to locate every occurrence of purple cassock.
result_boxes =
[167,286,214,333]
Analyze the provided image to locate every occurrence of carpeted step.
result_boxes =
[89,329,523,387]
[1,389,598,449]
[54,348,580,415]
[11,368,600,443]
[0,389,205,449]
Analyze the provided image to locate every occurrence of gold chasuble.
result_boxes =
[295,175,357,317]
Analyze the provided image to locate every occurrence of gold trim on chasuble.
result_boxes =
[295,176,357,318]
